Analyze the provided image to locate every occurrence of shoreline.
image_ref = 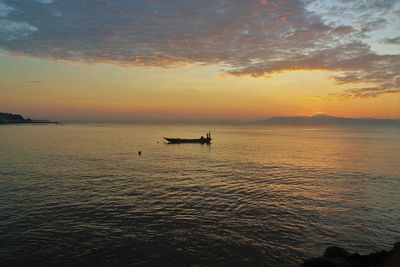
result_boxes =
[302,242,400,267]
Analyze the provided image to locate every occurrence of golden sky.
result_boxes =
[0,0,399,121]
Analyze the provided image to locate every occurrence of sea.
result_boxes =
[0,123,399,266]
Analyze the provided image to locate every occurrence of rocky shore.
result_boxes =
[302,242,400,267]
[0,112,58,124]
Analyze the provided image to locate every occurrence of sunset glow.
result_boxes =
[0,0,399,121]
[1,2,400,266]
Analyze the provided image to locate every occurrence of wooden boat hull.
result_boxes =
[164,137,211,144]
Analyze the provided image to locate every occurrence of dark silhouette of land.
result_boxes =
[260,114,398,126]
[302,242,400,267]
[0,112,59,124]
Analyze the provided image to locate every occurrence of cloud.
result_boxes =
[381,36,400,45]
[25,80,43,84]
[331,25,355,35]
[36,0,53,4]
[0,19,37,41]
[0,1,13,17]
[0,0,399,98]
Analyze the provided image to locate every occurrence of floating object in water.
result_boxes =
[138,151,141,155]
[164,131,212,144]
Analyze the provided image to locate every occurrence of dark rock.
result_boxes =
[301,243,399,267]
[323,246,351,259]
[0,112,58,124]
[376,243,400,267]
[323,246,351,265]
[302,258,338,267]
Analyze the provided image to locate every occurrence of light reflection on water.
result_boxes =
[0,123,399,266]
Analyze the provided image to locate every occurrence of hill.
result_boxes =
[0,112,58,124]
[260,115,398,126]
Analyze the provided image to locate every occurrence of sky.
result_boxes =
[0,0,399,121]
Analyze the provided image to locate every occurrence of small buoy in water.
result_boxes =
[138,151,141,155]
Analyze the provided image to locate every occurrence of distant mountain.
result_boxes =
[0,112,58,124]
[260,115,399,126]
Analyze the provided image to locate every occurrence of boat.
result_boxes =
[164,131,212,144]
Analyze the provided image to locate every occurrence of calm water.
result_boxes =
[0,123,399,266]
